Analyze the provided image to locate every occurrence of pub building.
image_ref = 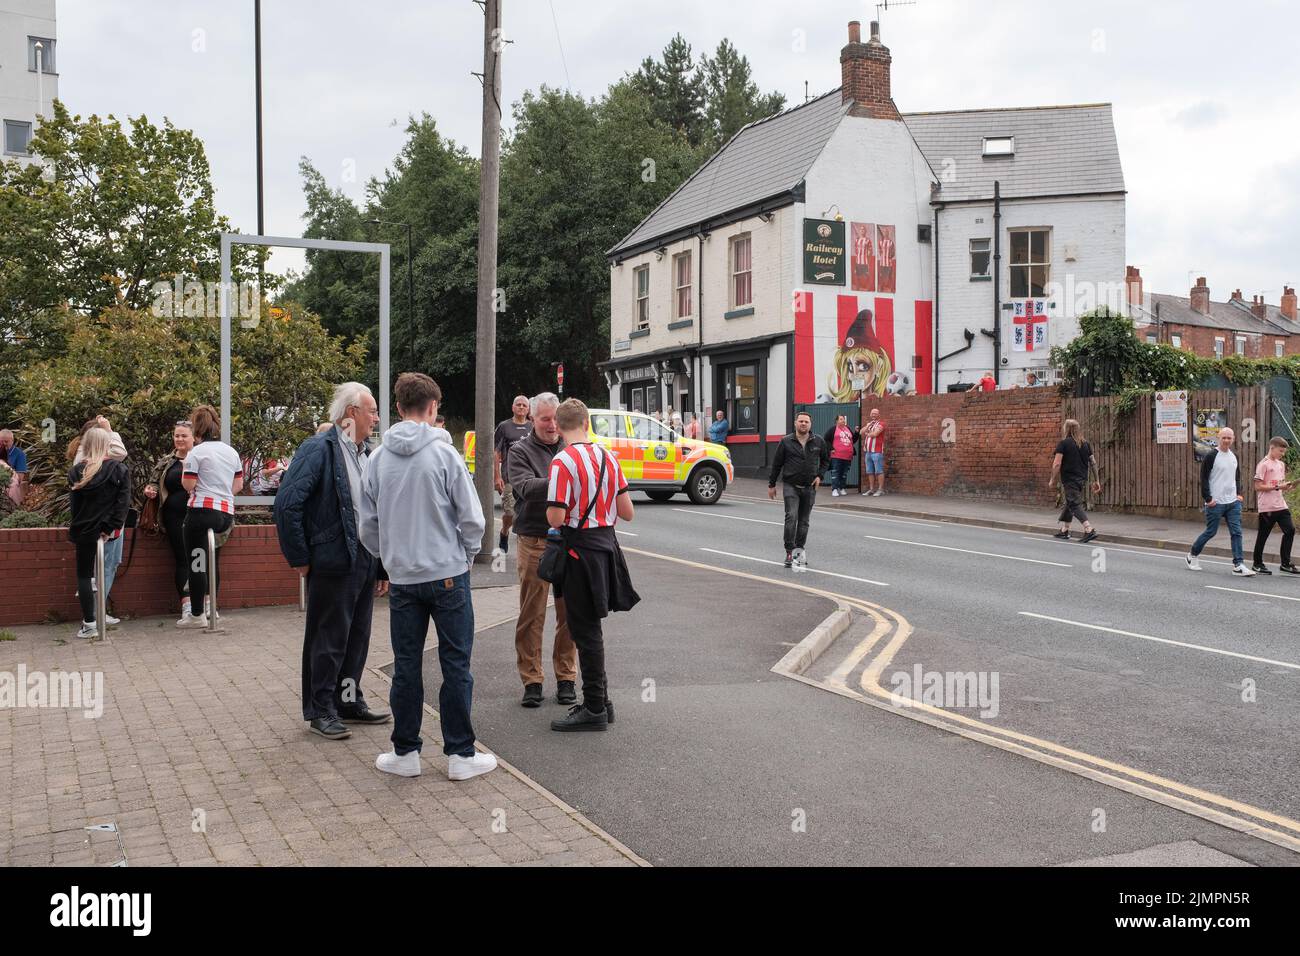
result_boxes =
[601,19,1125,477]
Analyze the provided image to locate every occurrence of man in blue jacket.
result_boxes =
[275,382,390,741]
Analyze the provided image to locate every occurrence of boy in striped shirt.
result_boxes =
[545,399,640,731]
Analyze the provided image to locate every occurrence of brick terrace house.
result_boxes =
[601,19,1125,477]
[1129,270,1300,359]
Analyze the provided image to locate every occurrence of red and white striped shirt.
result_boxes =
[183,440,242,514]
[547,443,627,529]
[862,420,885,455]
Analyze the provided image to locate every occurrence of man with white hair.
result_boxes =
[0,429,29,506]
[1187,426,1254,575]
[505,392,578,708]
[275,381,391,740]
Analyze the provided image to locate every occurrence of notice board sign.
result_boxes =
[803,218,846,285]
[1154,390,1188,444]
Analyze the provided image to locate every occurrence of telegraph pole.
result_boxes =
[473,0,502,561]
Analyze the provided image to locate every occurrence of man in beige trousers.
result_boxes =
[504,392,579,707]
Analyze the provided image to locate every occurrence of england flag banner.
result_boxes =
[1011,299,1047,352]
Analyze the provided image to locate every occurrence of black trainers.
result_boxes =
[308,716,351,740]
[1279,563,1300,575]
[521,683,543,708]
[1080,530,1099,544]
[1052,531,1071,539]
[555,680,577,704]
[550,704,608,732]
[1252,563,1273,575]
[784,552,793,568]
[339,705,391,724]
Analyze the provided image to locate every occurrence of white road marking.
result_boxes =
[699,548,889,587]
[1205,585,1300,603]
[674,507,781,526]
[1018,611,1300,670]
[1021,537,1233,567]
[862,534,1072,567]
[615,529,638,537]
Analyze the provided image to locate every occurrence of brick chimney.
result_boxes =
[1125,266,1143,308]
[1251,295,1268,320]
[1230,288,1244,302]
[1190,276,1210,315]
[1281,286,1297,322]
[841,20,902,121]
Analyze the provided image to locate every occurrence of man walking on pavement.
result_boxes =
[493,394,532,555]
[1251,436,1297,575]
[768,411,829,568]
[276,382,390,741]
[860,407,886,496]
[1186,426,1255,576]
[359,372,496,781]
[1049,418,1101,543]
[506,392,579,708]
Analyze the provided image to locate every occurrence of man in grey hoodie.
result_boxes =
[358,372,497,781]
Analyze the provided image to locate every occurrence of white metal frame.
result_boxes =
[220,233,390,505]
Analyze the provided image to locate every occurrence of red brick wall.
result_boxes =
[1152,323,1296,359]
[865,388,1065,504]
[0,525,300,626]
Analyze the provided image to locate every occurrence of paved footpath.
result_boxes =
[0,585,643,867]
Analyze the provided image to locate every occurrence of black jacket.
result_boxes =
[1199,448,1242,504]
[823,424,859,454]
[275,425,379,576]
[768,433,830,488]
[506,431,567,537]
[67,460,131,542]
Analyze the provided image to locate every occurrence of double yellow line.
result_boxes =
[625,545,1300,856]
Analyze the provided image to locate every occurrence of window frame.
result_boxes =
[717,361,759,436]
[1234,334,1247,356]
[673,251,693,319]
[3,120,33,157]
[1171,333,1182,349]
[968,237,991,280]
[28,36,56,74]
[982,136,1014,157]
[1008,227,1050,298]
[634,264,649,331]
[1277,340,1286,358]
[1214,337,1225,359]
[730,233,752,308]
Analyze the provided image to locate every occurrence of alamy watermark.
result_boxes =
[888,663,999,719]
[151,277,262,326]
[0,665,104,719]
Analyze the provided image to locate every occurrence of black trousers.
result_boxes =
[1058,481,1089,525]
[558,541,613,715]
[301,548,377,720]
[162,509,189,597]
[782,483,816,551]
[183,508,233,608]
[1254,509,1295,566]
[73,535,99,623]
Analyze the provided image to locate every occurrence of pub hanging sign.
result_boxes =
[803,218,846,286]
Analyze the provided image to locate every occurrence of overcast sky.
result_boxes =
[57,0,1299,300]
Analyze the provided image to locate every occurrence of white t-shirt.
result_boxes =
[1208,449,1238,505]
[184,440,242,514]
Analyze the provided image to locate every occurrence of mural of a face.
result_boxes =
[826,309,892,402]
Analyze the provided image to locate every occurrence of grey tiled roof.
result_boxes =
[1226,297,1300,336]
[1143,293,1283,335]
[607,89,850,259]
[902,103,1125,203]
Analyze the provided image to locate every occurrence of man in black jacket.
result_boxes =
[275,382,391,741]
[1186,426,1253,575]
[768,412,830,568]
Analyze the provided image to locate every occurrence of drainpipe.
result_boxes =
[993,180,1002,384]
[933,203,942,393]
[698,231,705,424]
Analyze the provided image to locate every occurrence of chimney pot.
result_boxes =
[1231,288,1243,301]
[840,17,899,120]
[870,20,882,44]
[848,20,861,44]
[1190,277,1211,315]
[1125,265,1143,308]
[1280,286,1297,321]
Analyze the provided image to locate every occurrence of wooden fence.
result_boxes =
[1065,386,1271,518]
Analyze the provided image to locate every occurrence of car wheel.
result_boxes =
[645,490,676,502]
[687,466,724,505]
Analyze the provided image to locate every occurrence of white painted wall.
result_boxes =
[0,0,57,166]
[934,194,1126,389]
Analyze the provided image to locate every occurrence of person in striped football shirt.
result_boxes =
[179,404,244,628]
[545,399,640,732]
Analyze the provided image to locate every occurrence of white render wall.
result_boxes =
[934,194,1126,389]
[0,0,57,165]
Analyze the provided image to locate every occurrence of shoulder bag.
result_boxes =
[537,448,607,586]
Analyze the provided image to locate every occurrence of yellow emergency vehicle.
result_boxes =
[463,409,733,504]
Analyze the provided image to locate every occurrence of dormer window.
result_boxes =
[982,136,1014,157]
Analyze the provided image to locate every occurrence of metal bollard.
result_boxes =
[298,573,306,612]
[95,537,107,643]
[206,528,219,633]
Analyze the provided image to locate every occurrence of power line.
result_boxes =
[548,0,572,91]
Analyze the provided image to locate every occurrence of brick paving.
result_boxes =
[0,586,644,867]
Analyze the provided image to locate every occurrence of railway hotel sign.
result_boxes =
[803,218,846,285]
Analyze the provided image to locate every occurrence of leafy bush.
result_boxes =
[0,509,53,529]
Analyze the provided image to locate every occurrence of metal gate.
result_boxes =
[794,402,860,486]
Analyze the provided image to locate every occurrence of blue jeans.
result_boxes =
[387,572,476,758]
[829,457,851,492]
[102,533,123,598]
[1191,500,1244,565]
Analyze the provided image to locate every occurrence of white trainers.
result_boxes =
[448,752,498,781]
[376,750,422,777]
[1185,553,1202,571]
[76,621,98,639]
[104,613,120,627]
[176,611,208,629]
[1233,564,1256,576]
[873,490,884,497]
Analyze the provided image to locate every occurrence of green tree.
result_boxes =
[630,34,707,147]
[700,39,786,149]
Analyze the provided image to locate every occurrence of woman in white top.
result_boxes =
[179,404,243,628]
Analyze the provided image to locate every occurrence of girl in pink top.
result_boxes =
[822,415,859,497]
[1252,436,1297,574]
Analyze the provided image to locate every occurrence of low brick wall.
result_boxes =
[0,525,299,627]
[867,388,1066,505]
